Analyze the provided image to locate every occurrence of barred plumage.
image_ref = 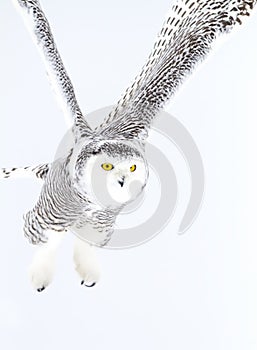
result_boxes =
[2,0,256,290]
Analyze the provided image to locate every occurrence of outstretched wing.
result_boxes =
[13,0,92,137]
[99,0,256,141]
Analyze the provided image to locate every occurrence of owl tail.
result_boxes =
[0,163,50,180]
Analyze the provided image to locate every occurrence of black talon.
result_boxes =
[85,282,96,288]
[81,280,84,285]
[37,286,45,292]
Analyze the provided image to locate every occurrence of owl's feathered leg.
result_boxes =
[0,163,50,180]
[29,230,66,292]
[73,236,101,287]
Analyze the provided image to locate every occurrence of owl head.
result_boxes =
[73,140,148,208]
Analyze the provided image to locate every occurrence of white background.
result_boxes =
[1,1,257,349]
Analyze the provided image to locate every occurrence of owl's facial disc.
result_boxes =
[77,141,148,208]
[103,158,146,203]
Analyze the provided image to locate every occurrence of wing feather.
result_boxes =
[99,0,196,129]
[100,0,256,140]
[0,163,50,180]
[13,0,92,137]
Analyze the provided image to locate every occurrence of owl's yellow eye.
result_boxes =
[101,163,114,171]
[130,164,136,172]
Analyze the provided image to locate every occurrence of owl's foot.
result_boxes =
[29,249,55,292]
[73,237,101,288]
[28,230,66,292]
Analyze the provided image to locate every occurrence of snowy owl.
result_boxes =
[1,0,256,292]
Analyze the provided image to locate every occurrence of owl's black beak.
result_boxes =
[118,176,125,187]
